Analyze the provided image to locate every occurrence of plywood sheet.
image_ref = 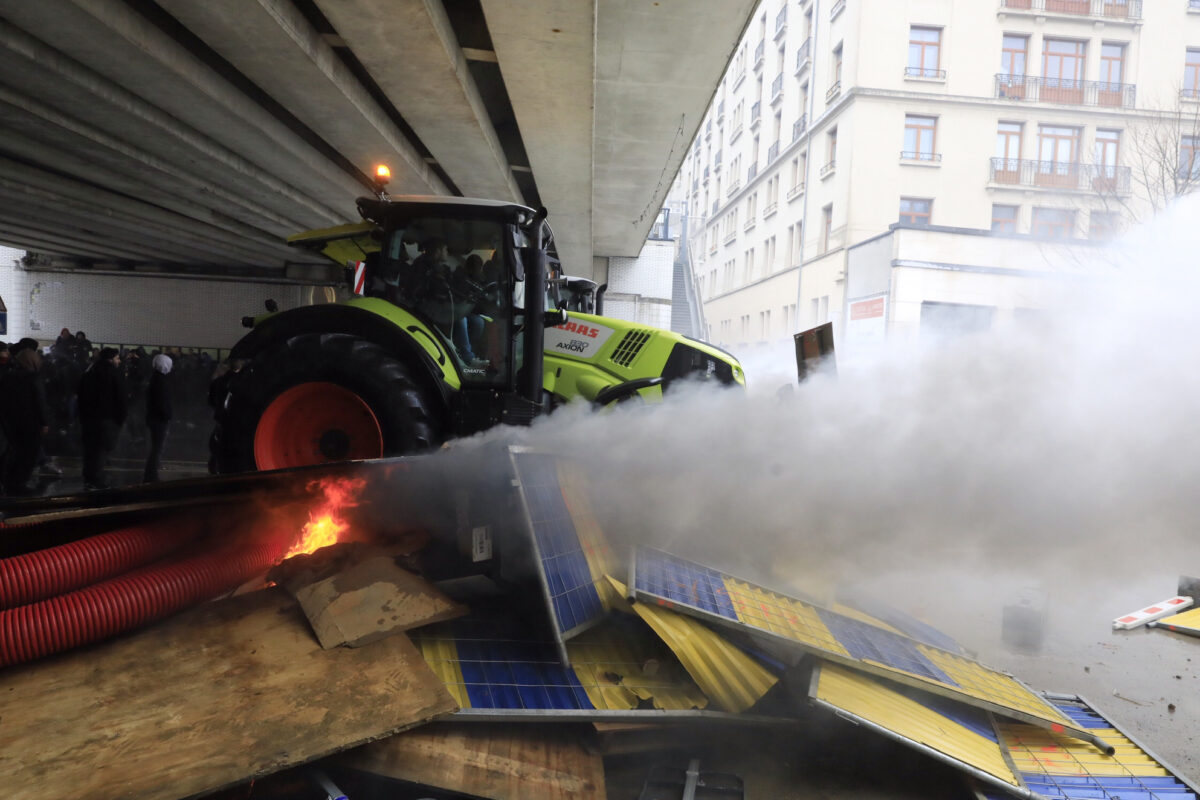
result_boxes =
[0,587,457,800]
[339,723,605,800]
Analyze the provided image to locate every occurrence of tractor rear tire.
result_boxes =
[211,333,441,473]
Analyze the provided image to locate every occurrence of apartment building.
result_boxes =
[675,0,1200,352]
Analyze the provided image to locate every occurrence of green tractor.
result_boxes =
[210,194,745,473]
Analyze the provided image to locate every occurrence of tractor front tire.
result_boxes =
[211,333,441,473]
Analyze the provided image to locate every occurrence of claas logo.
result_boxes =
[556,321,601,339]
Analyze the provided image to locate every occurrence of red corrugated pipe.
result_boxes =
[0,519,204,609]
[0,532,291,668]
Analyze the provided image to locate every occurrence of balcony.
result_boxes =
[901,150,942,163]
[727,178,742,197]
[743,217,756,233]
[998,0,1142,21]
[748,162,759,181]
[767,141,780,164]
[723,228,737,245]
[1183,87,1200,102]
[995,74,1136,109]
[820,159,836,178]
[795,39,812,74]
[904,67,947,80]
[989,157,1132,194]
[826,81,841,103]
[787,181,806,200]
[763,201,778,218]
[770,73,784,104]
[754,40,765,70]
[750,101,762,128]
[775,7,788,39]
[831,0,846,19]
[1192,0,1200,9]
[793,114,808,142]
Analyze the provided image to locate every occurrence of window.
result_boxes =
[1100,43,1125,86]
[1186,50,1200,100]
[899,197,932,225]
[1042,39,1085,103]
[1095,129,1121,182]
[1090,211,1119,240]
[907,27,942,78]
[1037,125,1081,187]
[1002,35,1028,76]
[1181,136,1200,180]
[821,205,833,253]
[903,115,938,160]
[1031,207,1075,239]
[995,121,1023,171]
[991,204,1019,234]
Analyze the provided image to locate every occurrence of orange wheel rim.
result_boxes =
[253,382,383,470]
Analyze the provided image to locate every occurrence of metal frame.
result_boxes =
[807,662,1050,800]
[444,708,799,725]
[1043,692,1200,795]
[507,446,608,666]
[630,546,1113,754]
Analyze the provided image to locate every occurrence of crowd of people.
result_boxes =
[0,328,223,496]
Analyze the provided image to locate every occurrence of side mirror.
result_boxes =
[544,308,568,328]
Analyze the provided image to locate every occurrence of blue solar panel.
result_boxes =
[815,609,955,685]
[633,548,739,620]
[1022,774,1195,799]
[513,452,605,638]
[454,635,594,711]
[842,599,966,654]
[1051,702,1112,730]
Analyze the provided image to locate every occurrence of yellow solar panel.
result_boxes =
[725,578,851,656]
[812,661,1020,791]
[566,623,709,711]
[556,460,622,610]
[611,578,778,714]
[1151,605,1200,637]
[999,722,1172,778]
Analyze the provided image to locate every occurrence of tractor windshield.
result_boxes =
[369,217,514,385]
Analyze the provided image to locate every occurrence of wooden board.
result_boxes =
[338,723,605,800]
[0,587,458,800]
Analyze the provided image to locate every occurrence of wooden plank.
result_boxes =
[0,587,458,800]
[270,542,464,649]
[338,723,605,800]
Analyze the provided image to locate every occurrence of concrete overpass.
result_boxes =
[0,0,755,283]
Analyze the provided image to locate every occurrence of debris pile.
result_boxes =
[0,448,1196,799]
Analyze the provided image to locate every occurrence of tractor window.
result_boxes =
[376,218,512,385]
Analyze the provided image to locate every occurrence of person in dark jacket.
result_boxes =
[143,354,173,482]
[0,347,51,495]
[77,347,126,490]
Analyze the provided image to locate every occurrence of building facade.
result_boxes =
[675,0,1200,354]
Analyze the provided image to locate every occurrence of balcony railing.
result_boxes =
[771,73,784,103]
[775,7,788,38]
[754,40,765,69]
[820,159,836,178]
[998,0,1142,21]
[905,67,947,80]
[787,182,806,200]
[727,178,741,197]
[767,141,780,164]
[1182,86,1200,101]
[763,201,778,218]
[723,228,737,245]
[705,120,712,138]
[795,39,812,74]
[831,0,846,19]
[743,217,756,233]
[793,114,808,141]
[750,101,762,127]
[989,157,1132,194]
[995,74,1136,109]
[901,150,943,162]
[748,162,759,181]
[826,82,841,103]
[730,122,744,142]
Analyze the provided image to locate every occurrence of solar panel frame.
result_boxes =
[509,447,611,664]
[630,546,1112,754]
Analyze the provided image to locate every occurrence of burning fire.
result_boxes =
[283,476,367,560]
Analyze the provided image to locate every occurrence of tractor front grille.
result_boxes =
[610,330,652,368]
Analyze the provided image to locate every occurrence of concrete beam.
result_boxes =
[481,0,594,276]
[315,0,522,202]
[155,0,448,196]
[591,0,756,257]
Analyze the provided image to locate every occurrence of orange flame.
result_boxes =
[283,476,367,560]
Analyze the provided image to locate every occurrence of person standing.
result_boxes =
[77,347,126,490]
[0,347,50,496]
[143,354,172,482]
